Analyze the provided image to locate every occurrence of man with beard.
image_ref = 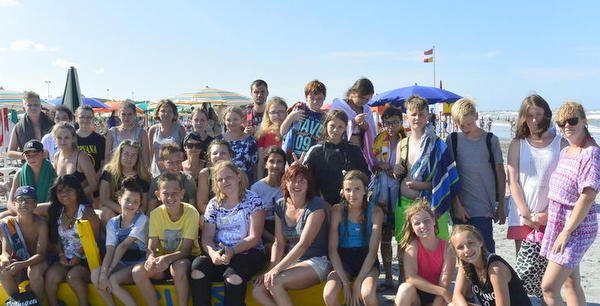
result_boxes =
[243,79,269,135]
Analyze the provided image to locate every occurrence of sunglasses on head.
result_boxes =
[185,142,203,149]
[557,117,579,128]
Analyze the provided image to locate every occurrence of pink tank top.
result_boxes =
[417,239,446,284]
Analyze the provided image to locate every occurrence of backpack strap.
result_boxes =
[450,132,458,159]
[486,132,499,201]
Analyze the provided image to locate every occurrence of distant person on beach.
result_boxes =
[450,225,532,306]
[105,101,150,168]
[486,117,493,132]
[330,78,377,168]
[7,91,54,160]
[507,94,565,254]
[41,105,73,161]
[540,102,599,306]
[447,98,506,253]
[243,79,269,135]
[323,170,383,306]
[479,116,485,129]
[148,99,186,177]
[0,186,49,302]
[394,200,455,306]
[280,80,327,163]
[372,105,405,290]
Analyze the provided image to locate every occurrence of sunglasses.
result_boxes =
[557,117,579,128]
[185,142,203,149]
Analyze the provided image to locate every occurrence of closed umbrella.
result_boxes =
[61,66,83,112]
[48,96,110,109]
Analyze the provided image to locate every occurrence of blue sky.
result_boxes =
[1,0,599,110]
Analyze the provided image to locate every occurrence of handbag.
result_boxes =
[515,227,548,298]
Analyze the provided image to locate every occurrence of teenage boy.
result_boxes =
[280,80,327,163]
[147,143,197,212]
[446,98,506,252]
[0,186,48,301]
[392,95,459,242]
[76,105,106,180]
[243,79,269,135]
[132,173,201,306]
[372,106,405,290]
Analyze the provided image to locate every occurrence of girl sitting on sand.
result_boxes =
[394,199,455,306]
[450,225,531,306]
[92,177,148,306]
[323,170,383,306]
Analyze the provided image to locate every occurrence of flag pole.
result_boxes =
[433,45,436,87]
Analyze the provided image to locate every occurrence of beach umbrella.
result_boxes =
[0,89,53,109]
[61,66,83,112]
[95,101,145,114]
[169,87,253,106]
[48,96,110,109]
[367,85,462,107]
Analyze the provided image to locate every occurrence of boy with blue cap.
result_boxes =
[0,186,49,301]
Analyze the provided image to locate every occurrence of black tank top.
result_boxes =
[471,254,531,306]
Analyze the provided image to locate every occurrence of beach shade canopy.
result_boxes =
[169,87,253,106]
[48,96,110,109]
[0,89,53,109]
[61,66,83,112]
[95,100,145,114]
[367,85,462,107]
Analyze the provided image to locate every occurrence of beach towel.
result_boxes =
[0,217,31,261]
[20,159,56,203]
[400,124,460,217]
[330,98,377,169]
[13,112,54,150]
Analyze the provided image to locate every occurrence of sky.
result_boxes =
[1,0,599,110]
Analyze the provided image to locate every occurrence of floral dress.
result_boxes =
[540,145,600,268]
[228,135,258,182]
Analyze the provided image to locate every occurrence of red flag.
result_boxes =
[440,80,443,89]
[424,57,433,63]
[424,48,433,55]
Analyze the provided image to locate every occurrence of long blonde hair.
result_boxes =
[450,224,490,283]
[398,199,439,250]
[103,140,151,200]
[211,160,245,204]
[255,97,287,139]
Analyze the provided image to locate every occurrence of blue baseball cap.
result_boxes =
[15,186,37,200]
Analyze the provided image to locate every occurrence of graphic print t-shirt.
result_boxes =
[148,203,201,256]
[77,131,106,172]
[204,190,265,249]
[281,104,325,162]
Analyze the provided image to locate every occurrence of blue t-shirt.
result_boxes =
[282,104,325,162]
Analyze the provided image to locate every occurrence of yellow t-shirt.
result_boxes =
[149,202,201,256]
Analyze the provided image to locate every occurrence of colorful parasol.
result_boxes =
[169,87,253,106]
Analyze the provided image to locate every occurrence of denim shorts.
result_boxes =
[299,256,332,282]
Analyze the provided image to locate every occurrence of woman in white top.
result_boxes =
[507,94,567,253]
[148,99,186,177]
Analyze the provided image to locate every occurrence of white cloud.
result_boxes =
[52,58,80,69]
[515,67,598,82]
[92,67,105,74]
[5,40,59,52]
[0,0,19,6]
[327,50,422,62]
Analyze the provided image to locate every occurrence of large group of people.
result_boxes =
[0,81,598,306]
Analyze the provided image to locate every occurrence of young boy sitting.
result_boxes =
[147,143,197,212]
[0,186,49,301]
[280,79,327,163]
[392,94,459,242]
[132,173,201,306]
[446,98,506,252]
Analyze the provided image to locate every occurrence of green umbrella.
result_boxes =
[61,66,82,112]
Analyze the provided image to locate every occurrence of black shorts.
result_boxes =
[338,247,379,278]
[417,289,435,304]
[264,219,276,236]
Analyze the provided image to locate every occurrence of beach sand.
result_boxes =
[376,138,600,305]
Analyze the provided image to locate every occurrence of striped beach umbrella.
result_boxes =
[169,87,253,106]
[0,89,24,108]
